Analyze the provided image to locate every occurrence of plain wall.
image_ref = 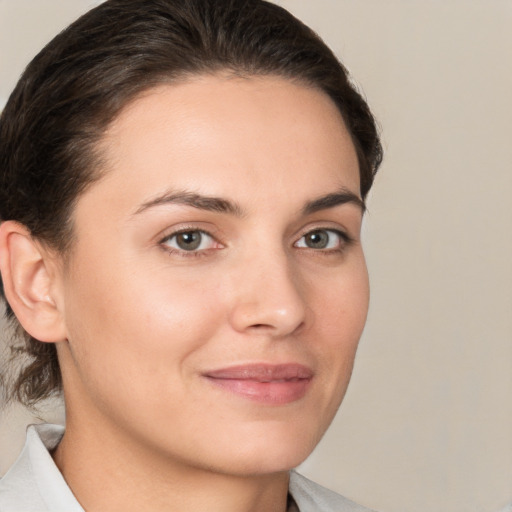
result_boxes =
[1,1,511,511]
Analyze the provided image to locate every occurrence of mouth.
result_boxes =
[203,363,313,405]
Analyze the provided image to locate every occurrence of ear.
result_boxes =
[0,221,67,343]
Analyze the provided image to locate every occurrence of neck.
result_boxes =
[53,412,290,512]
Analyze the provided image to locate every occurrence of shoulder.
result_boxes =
[289,471,376,512]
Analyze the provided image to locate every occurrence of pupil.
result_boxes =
[307,230,328,249]
[177,231,201,250]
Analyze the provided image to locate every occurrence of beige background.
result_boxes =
[1,1,511,511]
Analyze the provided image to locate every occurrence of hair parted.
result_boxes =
[0,0,382,406]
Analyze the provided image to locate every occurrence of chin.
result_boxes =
[202,420,324,476]
[211,449,312,478]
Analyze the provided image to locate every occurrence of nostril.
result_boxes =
[247,320,305,335]
[248,323,272,330]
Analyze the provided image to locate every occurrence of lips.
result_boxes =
[203,364,313,405]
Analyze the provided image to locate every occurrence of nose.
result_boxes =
[228,252,308,337]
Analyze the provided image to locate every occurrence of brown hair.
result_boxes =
[0,0,382,406]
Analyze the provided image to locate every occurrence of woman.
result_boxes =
[0,0,382,510]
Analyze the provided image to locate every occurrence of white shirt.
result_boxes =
[0,424,373,512]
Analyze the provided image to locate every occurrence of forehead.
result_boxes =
[82,74,360,217]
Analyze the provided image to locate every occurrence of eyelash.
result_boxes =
[159,227,354,258]
[159,228,220,258]
[294,228,354,252]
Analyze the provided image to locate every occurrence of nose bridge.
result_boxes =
[229,242,308,336]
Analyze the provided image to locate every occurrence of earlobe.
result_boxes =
[0,221,67,343]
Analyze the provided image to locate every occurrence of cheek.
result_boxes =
[61,254,226,398]
[312,254,370,340]
[308,257,369,391]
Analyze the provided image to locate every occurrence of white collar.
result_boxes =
[0,424,83,511]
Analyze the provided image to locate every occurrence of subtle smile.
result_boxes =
[203,364,313,405]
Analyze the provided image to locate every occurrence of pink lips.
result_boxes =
[204,364,313,405]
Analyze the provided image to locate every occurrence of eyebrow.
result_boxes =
[302,188,366,215]
[134,187,365,217]
[134,191,245,216]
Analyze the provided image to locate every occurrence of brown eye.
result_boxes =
[175,231,202,250]
[162,230,216,252]
[295,229,345,250]
[304,230,329,249]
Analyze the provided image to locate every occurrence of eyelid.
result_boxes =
[156,222,221,243]
[158,225,224,256]
[293,226,355,250]
[295,221,354,240]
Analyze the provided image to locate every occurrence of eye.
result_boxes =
[161,230,218,252]
[294,229,347,250]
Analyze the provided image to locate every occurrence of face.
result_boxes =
[55,75,369,476]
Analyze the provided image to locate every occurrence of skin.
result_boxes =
[2,75,369,512]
